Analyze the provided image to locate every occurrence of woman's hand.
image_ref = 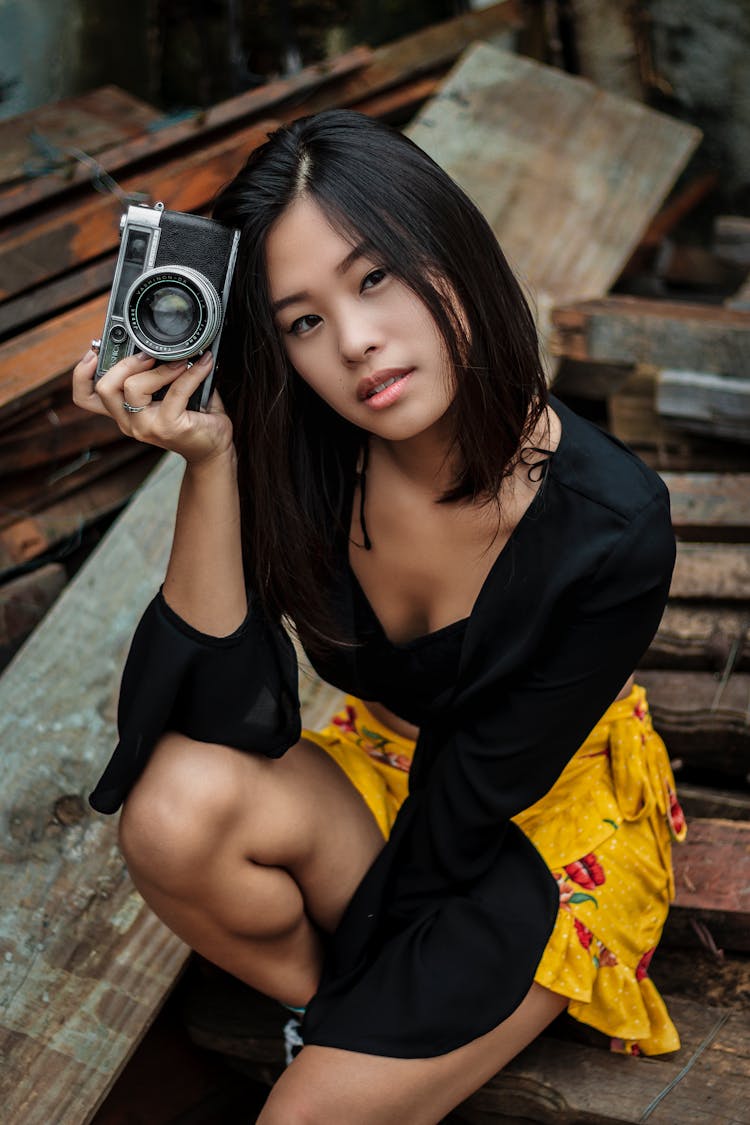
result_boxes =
[72,348,235,466]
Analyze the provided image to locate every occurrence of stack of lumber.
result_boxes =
[2,6,749,1124]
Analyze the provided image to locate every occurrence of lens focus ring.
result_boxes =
[123,265,222,360]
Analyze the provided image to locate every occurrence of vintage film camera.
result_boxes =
[94,202,240,411]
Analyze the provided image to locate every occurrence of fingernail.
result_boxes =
[83,348,95,361]
[198,350,213,367]
[167,359,186,370]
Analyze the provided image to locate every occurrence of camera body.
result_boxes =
[95,202,240,411]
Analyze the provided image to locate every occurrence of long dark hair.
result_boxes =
[211,109,547,653]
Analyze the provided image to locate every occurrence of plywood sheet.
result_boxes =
[406,42,700,370]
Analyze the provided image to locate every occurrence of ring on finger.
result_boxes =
[185,359,195,369]
[123,400,148,414]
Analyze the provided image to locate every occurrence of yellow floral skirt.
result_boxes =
[302,683,687,1056]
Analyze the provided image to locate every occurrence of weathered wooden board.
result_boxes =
[0,86,160,188]
[0,119,277,303]
[406,42,700,370]
[0,449,160,575]
[639,669,750,777]
[644,602,750,673]
[0,452,187,1123]
[661,472,750,540]
[0,49,371,222]
[674,784,750,822]
[553,296,750,375]
[657,370,750,444]
[0,441,146,532]
[0,562,67,670]
[0,401,121,476]
[182,969,750,1125]
[456,996,749,1124]
[668,819,750,953]
[671,543,750,599]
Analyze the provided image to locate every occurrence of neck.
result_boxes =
[370,418,458,496]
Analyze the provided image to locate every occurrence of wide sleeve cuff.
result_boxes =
[88,589,301,814]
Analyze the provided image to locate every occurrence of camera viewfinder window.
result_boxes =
[113,230,151,318]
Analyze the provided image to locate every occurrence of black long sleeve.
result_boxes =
[88,590,301,814]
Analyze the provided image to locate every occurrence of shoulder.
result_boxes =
[548,395,669,525]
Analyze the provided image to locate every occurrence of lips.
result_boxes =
[357,368,414,401]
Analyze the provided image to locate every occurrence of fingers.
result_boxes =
[71,348,109,416]
[158,351,215,421]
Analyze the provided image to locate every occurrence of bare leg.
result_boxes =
[118,731,386,1007]
[258,981,568,1125]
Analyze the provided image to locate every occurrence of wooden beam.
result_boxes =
[656,370,750,445]
[638,669,750,778]
[0,119,278,303]
[0,454,186,1123]
[661,472,750,540]
[0,450,160,575]
[671,543,750,599]
[0,563,66,670]
[552,296,750,374]
[667,819,750,953]
[644,603,750,673]
[0,49,372,222]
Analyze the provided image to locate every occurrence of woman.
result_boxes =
[73,110,685,1123]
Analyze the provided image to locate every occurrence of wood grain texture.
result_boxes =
[661,472,750,540]
[644,602,750,673]
[0,453,187,1123]
[671,543,750,599]
[553,296,750,374]
[0,119,278,302]
[406,43,699,370]
[0,86,160,188]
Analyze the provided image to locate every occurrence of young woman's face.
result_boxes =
[265,196,457,442]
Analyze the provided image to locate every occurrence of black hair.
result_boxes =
[211,109,547,652]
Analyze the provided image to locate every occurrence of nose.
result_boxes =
[338,307,382,365]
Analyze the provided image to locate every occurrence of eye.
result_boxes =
[361,268,387,290]
[288,314,321,337]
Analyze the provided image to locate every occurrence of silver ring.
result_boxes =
[122,400,147,414]
[185,360,195,369]
[90,338,102,354]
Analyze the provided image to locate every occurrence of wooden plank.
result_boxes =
[457,996,749,1124]
[674,785,750,822]
[552,296,750,375]
[0,50,371,222]
[0,86,160,188]
[661,472,750,540]
[668,819,750,953]
[656,370,750,444]
[0,118,278,303]
[638,669,750,778]
[644,603,750,673]
[0,401,121,476]
[182,974,750,1125]
[0,450,161,575]
[406,42,700,370]
[0,453,187,1123]
[0,441,148,532]
[671,543,750,599]
[0,563,67,670]
[0,256,116,342]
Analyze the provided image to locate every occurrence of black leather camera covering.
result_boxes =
[155,211,235,292]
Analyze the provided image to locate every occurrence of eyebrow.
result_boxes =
[270,241,372,316]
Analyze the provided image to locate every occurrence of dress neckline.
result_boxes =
[347,395,567,649]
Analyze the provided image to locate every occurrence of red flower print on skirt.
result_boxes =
[574,918,594,950]
[332,705,358,734]
[564,852,605,890]
[636,947,656,981]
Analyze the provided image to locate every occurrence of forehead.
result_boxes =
[265,197,358,298]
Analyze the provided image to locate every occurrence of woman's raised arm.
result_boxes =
[72,347,247,636]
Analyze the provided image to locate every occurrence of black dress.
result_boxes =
[89,395,675,1057]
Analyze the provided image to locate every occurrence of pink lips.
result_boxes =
[357,367,414,408]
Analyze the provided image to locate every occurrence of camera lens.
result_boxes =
[140,284,201,344]
[124,266,221,361]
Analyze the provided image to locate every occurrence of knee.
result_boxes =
[118,732,260,890]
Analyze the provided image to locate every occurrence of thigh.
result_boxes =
[259,982,568,1125]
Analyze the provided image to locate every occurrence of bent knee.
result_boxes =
[118,731,263,887]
